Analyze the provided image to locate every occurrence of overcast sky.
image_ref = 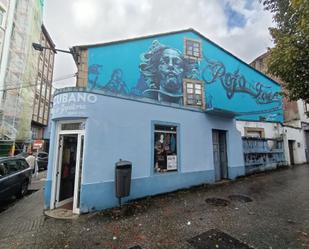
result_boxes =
[43,0,274,88]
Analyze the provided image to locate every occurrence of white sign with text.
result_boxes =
[167,155,177,170]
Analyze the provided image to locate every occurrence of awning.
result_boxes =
[204,108,237,118]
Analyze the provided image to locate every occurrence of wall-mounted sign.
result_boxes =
[33,140,44,150]
[53,92,98,116]
[53,92,97,105]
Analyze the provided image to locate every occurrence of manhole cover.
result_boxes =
[205,198,230,206]
[228,194,253,203]
[188,229,253,249]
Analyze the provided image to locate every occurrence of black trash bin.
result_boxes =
[115,160,132,204]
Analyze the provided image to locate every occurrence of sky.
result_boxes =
[43,0,274,88]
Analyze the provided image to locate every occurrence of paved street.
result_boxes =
[0,165,309,249]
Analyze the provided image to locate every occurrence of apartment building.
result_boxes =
[0,0,54,155]
[31,24,55,149]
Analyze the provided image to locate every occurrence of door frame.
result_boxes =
[305,131,309,162]
[212,129,228,181]
[288,139,295,165]
[54,133,71,208]
[50,120,85,214]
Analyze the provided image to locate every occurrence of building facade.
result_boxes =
[0,0,15,156]
[236,120,304,171]
[31,24,55,151]
[241,51,309,166]
[0,0,54,155]
[45,29,283,214]
[0,0,10,61]
[0,0,14,121]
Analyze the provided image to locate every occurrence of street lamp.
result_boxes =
[32,42,74,54]
[7,43,75,156]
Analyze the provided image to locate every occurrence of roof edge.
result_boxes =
[41,24,56,49]
[250,51,270,65]
[71,28,195,49]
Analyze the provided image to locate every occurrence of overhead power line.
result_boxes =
[0,73,77,92]
[53,73,77,82]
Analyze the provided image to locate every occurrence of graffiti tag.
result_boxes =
[202,57,280,104]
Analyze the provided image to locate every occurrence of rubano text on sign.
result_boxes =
[54,92,98,105]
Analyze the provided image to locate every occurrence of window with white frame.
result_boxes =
[154,124,178,173]
[61,122,85,131]
[183,79,204,108]
[184,38,202,59]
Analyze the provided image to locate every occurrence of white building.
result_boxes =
[237,52,309,168]
[236,120,307,167]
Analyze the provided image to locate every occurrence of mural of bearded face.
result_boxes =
[139,40,199,104]
[158,48,184,94]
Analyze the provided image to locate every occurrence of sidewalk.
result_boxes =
[0,171,46,243]
[1,166,309,249]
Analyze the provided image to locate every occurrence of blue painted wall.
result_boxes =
[45,90,245,212]
[87,30,283,122]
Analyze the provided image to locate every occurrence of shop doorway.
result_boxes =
[212,130,228,181]
[57,134,77,208]
[288,140,295,165]
[52,121,85,214]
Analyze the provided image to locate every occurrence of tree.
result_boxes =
[263,0,309,105]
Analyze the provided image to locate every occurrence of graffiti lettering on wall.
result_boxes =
[88,40,199,104]
[53,93,97,116]
[202,57,280,104]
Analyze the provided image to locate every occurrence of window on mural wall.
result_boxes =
[154,124,178,173]
[183,80,204,108]
[184,38,202,59]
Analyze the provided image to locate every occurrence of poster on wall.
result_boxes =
[167,155,177,170]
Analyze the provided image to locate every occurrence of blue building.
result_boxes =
[45,29,283,214]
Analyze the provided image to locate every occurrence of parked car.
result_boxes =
[0,157,32,200]
[16,151,49,171]
[33,151,48,171]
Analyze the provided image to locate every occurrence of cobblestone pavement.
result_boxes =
[0,165,309,249]
[0,172,46,240]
